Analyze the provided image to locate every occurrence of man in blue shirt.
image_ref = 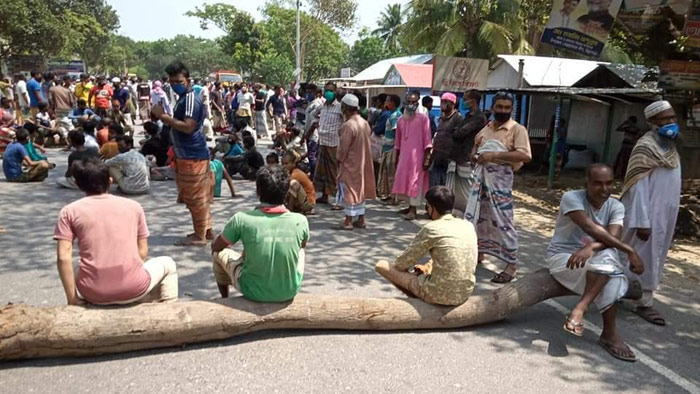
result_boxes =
[152,61,212,247]
[266,86,288,134]
[27,70,46,116]
[69,99,96,126]
[3,128,50,182]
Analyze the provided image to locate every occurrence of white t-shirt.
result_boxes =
[15,80,28,107]
[236,92,255,111]
[547,190,624,257]
[84,134,100,152]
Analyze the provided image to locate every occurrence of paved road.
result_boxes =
[1,147,698,394]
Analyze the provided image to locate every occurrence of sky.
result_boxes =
[107,0,403,44]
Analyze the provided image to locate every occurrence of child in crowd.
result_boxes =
[283,150,316,215]
[209,149,237,198]
[99,124,123,160]
[223,135,264,181]
[57,130,99,189]
[266,152,280,168]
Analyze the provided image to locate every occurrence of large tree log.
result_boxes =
[0,270,571,361]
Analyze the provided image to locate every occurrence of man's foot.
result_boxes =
[352,221,366,229]
[333,222,354,231]
[330,205,343,211]
[563,315,584,337]
[403,212,417,220]
[398,207,411,214]
[174,234,208,246]
[598,336,636,362]
[634,306,666,326]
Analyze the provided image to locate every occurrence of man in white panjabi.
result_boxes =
[548,164,644,362]
[620,100,681,326]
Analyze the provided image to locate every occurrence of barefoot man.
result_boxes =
[548,163,644,362]
[152,61,213,246]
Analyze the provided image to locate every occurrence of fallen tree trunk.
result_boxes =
[0,270,571,361]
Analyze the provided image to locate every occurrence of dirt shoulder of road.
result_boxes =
[514,173,700,291]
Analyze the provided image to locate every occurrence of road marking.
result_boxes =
[545,299,700,394]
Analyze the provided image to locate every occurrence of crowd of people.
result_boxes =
[0,61,682,364]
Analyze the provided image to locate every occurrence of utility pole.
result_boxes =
[296,0,302,85]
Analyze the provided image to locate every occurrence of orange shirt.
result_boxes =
[99,141,119,159]
[96,128,109,146]
[291,168,315,204]
[474,119,531,171]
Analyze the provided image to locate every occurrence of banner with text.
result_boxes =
[431,56,489,93]
[541,0,623,57]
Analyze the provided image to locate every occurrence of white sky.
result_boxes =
[107,0,405,44]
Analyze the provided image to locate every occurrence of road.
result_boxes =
[0,146,698,394]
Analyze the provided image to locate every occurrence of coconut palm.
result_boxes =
[373,4,404,53]
[403,0,534,59]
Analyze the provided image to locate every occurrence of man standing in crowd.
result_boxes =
[392,92,432,221]
[466,92,531,283]
[311,82,344,205]
[614,115,643,179]
[137,78,151,123]
[14,74,30,123]
[74,73,93,107]
[112,77,131,120]
[253,84,269,139]
[548,164,643,362]
[303,85,323,177]
[334,94,376,231]
[88,76,113,117]
[27,71,45,117]
[446,89,487,216]
[621,100,681,326]
[376,186,478,305]
[152,61,212,247]
[54,157,178,305]
[210,82,226,133]
[49,76,75,121]
[376,94,402,202]
[428,92,462,188]
[267,85,288,135]
[211,166,309,302]
[236,82,255,127]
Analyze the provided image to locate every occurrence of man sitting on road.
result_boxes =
[104,135,150,195]
[375,186,478,306]
[547,163,644,362]
[211,165,309,302]
[57,130,99,190]
[2,128,50,182]
[54,157,178,305]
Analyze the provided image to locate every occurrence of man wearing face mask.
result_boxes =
[152,61,212,247]
[467,92,531,284]
[88,76,113,118]
[428,92,463,188]
[446,89,488,217]
[334,94,376,230]
[392,92,433,220]
[620,100,681,327]
[310,82,344,205]
[104,135,150,195]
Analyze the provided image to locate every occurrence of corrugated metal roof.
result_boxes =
[351,54,433,83]
[482,87,661,95]
[388,64,433,88]
[496,54,605,87]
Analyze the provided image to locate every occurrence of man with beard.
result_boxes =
[428,92,463,188]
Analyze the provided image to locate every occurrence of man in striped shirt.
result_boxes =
[309,82,344,205]
[152,61,213,247]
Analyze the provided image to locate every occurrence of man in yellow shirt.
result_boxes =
[74,74,93,107]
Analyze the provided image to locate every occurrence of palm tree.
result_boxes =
[402,0,534,59]
[373,4,404,54]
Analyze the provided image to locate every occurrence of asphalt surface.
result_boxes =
[0,143,698,394]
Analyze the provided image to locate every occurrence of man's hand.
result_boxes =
[636,228,651,242]
[476,152,498,165]
[151,104,165,119]
[67,293,86,306]
[628,250,645,275]
[567,244,594,269]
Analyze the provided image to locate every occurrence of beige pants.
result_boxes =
[273,115,285,134]
[79,256,179,305]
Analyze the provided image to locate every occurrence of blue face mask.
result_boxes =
[658,123,679,139]
[172,83,187,96]
[305,93,314,102]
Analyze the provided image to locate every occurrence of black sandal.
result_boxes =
[491,271,514,283]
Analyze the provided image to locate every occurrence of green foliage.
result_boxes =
[307,0,358,29]
[350,28,391,72]
[133,35,232,79]
[373,4,405,53]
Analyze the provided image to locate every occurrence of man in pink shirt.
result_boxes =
[54,157,178,305]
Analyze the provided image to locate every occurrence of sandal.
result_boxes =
[174,235,208,247]
[634,306,666,326]
[491,271,514,283]
[352,221,366,229]
[563,315,584,337]
[598,338,636,362]
[330,205,344,211]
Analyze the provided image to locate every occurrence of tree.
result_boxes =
[349,28,390,72]
[307,0,358,29]
[373,4,404,54]
[0,0,67,61]
[135,35,233,79]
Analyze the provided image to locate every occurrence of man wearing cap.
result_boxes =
[620,100,681,326]
[334,94,376,230]
[428,92,463,188]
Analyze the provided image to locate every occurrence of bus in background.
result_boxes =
[208,70,242,87]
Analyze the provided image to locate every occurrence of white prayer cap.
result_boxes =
[644,100,672,120]
[341,93,359,108]
[111,77,121,83]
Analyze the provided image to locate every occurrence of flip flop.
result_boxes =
[491,271,515,283]
[563,315,584,337]
[598,338,636,362]
[173,236,208,247]
[634,306,667,326]
[330,205,344,211]
[333,223,354,231]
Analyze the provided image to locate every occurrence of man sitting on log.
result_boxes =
[211,165,310,302]
[375,186,478,305]
[54,157,178,305]
[547,163,644,362]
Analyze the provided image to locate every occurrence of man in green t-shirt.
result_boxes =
[211,166,309,302]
